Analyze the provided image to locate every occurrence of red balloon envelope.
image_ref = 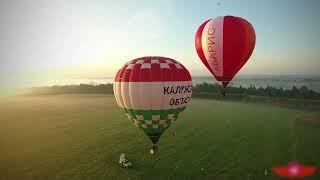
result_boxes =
[195,16,256,87]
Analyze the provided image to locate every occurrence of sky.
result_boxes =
[1,0,320,90]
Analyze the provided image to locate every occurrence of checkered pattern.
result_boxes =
[129,113,175,129]
[124,107,186,134]
[115,56,192,82]
[125,57,183,70]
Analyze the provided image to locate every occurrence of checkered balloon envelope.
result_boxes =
[114,56,192,147]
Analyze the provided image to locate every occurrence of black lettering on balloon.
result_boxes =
[180,98,185,104]
[169,98,175,105]
[175,99,180,105]
[175,86,179,94]
[164,85,192,95]
[170,87,175,94]
[179,86,183,94]
[164,86,169,94]
[181,97,189,104]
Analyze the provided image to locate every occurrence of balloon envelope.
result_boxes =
[113,56,192,145]
[195,16,256,87]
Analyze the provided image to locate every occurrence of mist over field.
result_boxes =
[1,95,319,179]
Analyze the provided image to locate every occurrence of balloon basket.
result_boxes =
[216,83,226,97]
[150,145,158,155]
[220,88,226,97]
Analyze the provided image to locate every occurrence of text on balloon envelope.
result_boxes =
[207,26,220,72]
[163,85,192,94]
[169,97,191,106]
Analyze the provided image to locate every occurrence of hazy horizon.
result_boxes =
[4,74,320,90]
[1,0,320,92]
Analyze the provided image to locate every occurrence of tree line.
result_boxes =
[193,82,320,99]
[27,83,320,100]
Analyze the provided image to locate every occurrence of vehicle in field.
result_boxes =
[119,154,133,168]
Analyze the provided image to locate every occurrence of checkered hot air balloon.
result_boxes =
[113,56,192,153]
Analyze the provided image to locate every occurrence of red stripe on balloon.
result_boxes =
[161,65,173,81]
[221,16,255,82]
[115,64,128,82]
[181,64,192,81]
[151,63,161,81]
[195,19,214,75]
[139,67,151,82]
[129,64,142,82]
[122,68,132,82]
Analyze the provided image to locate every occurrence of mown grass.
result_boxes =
[0,95,319,179]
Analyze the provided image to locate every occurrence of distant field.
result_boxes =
[0,95,319,179]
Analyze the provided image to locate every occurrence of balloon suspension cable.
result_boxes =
[220,86,226,97]
[150,144,158,155]
[172,122,177,137]
[220,81,229,97]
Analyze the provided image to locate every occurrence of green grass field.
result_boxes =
[0,95,319,179]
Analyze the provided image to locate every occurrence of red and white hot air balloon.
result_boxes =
[114,56,192,154]
[195,16,256,95]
